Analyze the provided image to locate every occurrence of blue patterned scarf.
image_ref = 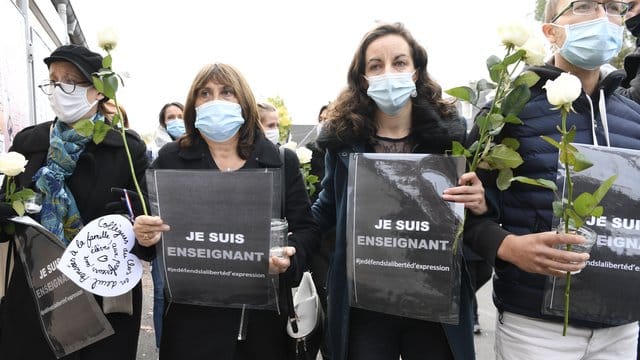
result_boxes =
[34,121,92,245]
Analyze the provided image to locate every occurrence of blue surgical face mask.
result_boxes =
[165,119,185,139]
[557,17,624,70]
[366,71,417,116]
[195,100,245,142]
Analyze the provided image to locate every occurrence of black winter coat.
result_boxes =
[0,120,151,359]
[152,133,318,360]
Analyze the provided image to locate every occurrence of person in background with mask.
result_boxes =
[466,1,640,358]
[257,102,281,145]
[616,0,640,102]
[149,102,185,160]
[312,22,489,359]
[131,62,318,360]
[613,3,640,357]
[0,44,152,359]
[146,101,184,352]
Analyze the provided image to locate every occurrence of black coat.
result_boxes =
[152,133,318,360]
[0,120,151,360]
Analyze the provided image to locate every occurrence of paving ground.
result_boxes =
[135,264,497,360]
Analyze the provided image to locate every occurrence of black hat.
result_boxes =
[44,44,103,83]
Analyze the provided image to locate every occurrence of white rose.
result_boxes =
[295,147,313,164]
[543,72,582,107]
[518,35,547,66]
[97,27,118,51]
[497,22,530,47]
[282,141,298,151]
[0,151,28,176]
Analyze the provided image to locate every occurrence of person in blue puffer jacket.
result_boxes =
[466,1,640,359]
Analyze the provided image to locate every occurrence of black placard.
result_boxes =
[11,218,113,358]
[346,153,464,324]
[147,169,278,310]
[543,144,640,322]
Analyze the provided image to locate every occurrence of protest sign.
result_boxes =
[58,215,142,297]
[346,153,464,324]
[10,217,113,358]
[147,169,278,310]
[544,145,640,322]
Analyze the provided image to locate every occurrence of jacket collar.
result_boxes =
[177,131,284,167]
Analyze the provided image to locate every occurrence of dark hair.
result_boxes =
[324,22,457,147]
[181,63,261,159]
[158,102,185,127]
[318,103,330,122]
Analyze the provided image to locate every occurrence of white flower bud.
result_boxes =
[97,27,119,52]
[295,147,313,164]
[543,72,582,107]
[497,22,530,47]
[282,141,298,151]
[0,151,28,176]
[519,35,547,66]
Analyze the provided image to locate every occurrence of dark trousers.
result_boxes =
[466,259,492,323]
[347,308,454,360]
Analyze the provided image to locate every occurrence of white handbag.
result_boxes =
[286,271,323,339]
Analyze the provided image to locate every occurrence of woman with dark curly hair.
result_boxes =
[312,22,488,360]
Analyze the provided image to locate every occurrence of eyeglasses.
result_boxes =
[552,1,629,23]
[37,80,90,95]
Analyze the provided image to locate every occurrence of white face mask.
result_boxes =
[48,85,98,124]
[265,128,280,144]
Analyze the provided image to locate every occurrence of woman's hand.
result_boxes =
[269,246,296,274]
[442,171,487,215]
[133,215,170,247]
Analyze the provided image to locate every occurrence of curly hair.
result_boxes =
[323,22,457,148]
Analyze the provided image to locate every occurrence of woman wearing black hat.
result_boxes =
[0,44,152,359]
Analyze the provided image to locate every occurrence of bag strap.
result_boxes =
[279,146,299,334]
[3,239,13,296]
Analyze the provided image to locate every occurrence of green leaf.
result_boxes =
[552,199,565,218]
[503,114,523,125]
[103,54,112,69]
[92,75,104,93]
[486,55,501,73]
[487,113,505,136]
[93,121,111,144]
[501,84,531,116]
[592,174,617,203]
[511,176,558,191]
[102,74,119,100]
[13,188,35,201]
[112,113,122,129]
[12,200,25,216]
[513,71,541,88]
[73,119,95,137]
[502,49,525,67]
[572,152,593,172]
[476,79,496,92]
[445,86,477,104]
[497,168,513,190]
[489,63,505,83]
[574,192,596,217]
[590,206,604,217]
[501,137,520,150]
[541,135,561,149]
[485,144,524,169]
[451,141,467,156]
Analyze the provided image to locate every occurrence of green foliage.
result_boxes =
[267,96,293,143]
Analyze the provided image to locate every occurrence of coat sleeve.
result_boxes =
[282,148,319,283]
[462,122,510,267]
[311,150,337,232]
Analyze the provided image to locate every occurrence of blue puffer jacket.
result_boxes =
[487,63,640,327]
